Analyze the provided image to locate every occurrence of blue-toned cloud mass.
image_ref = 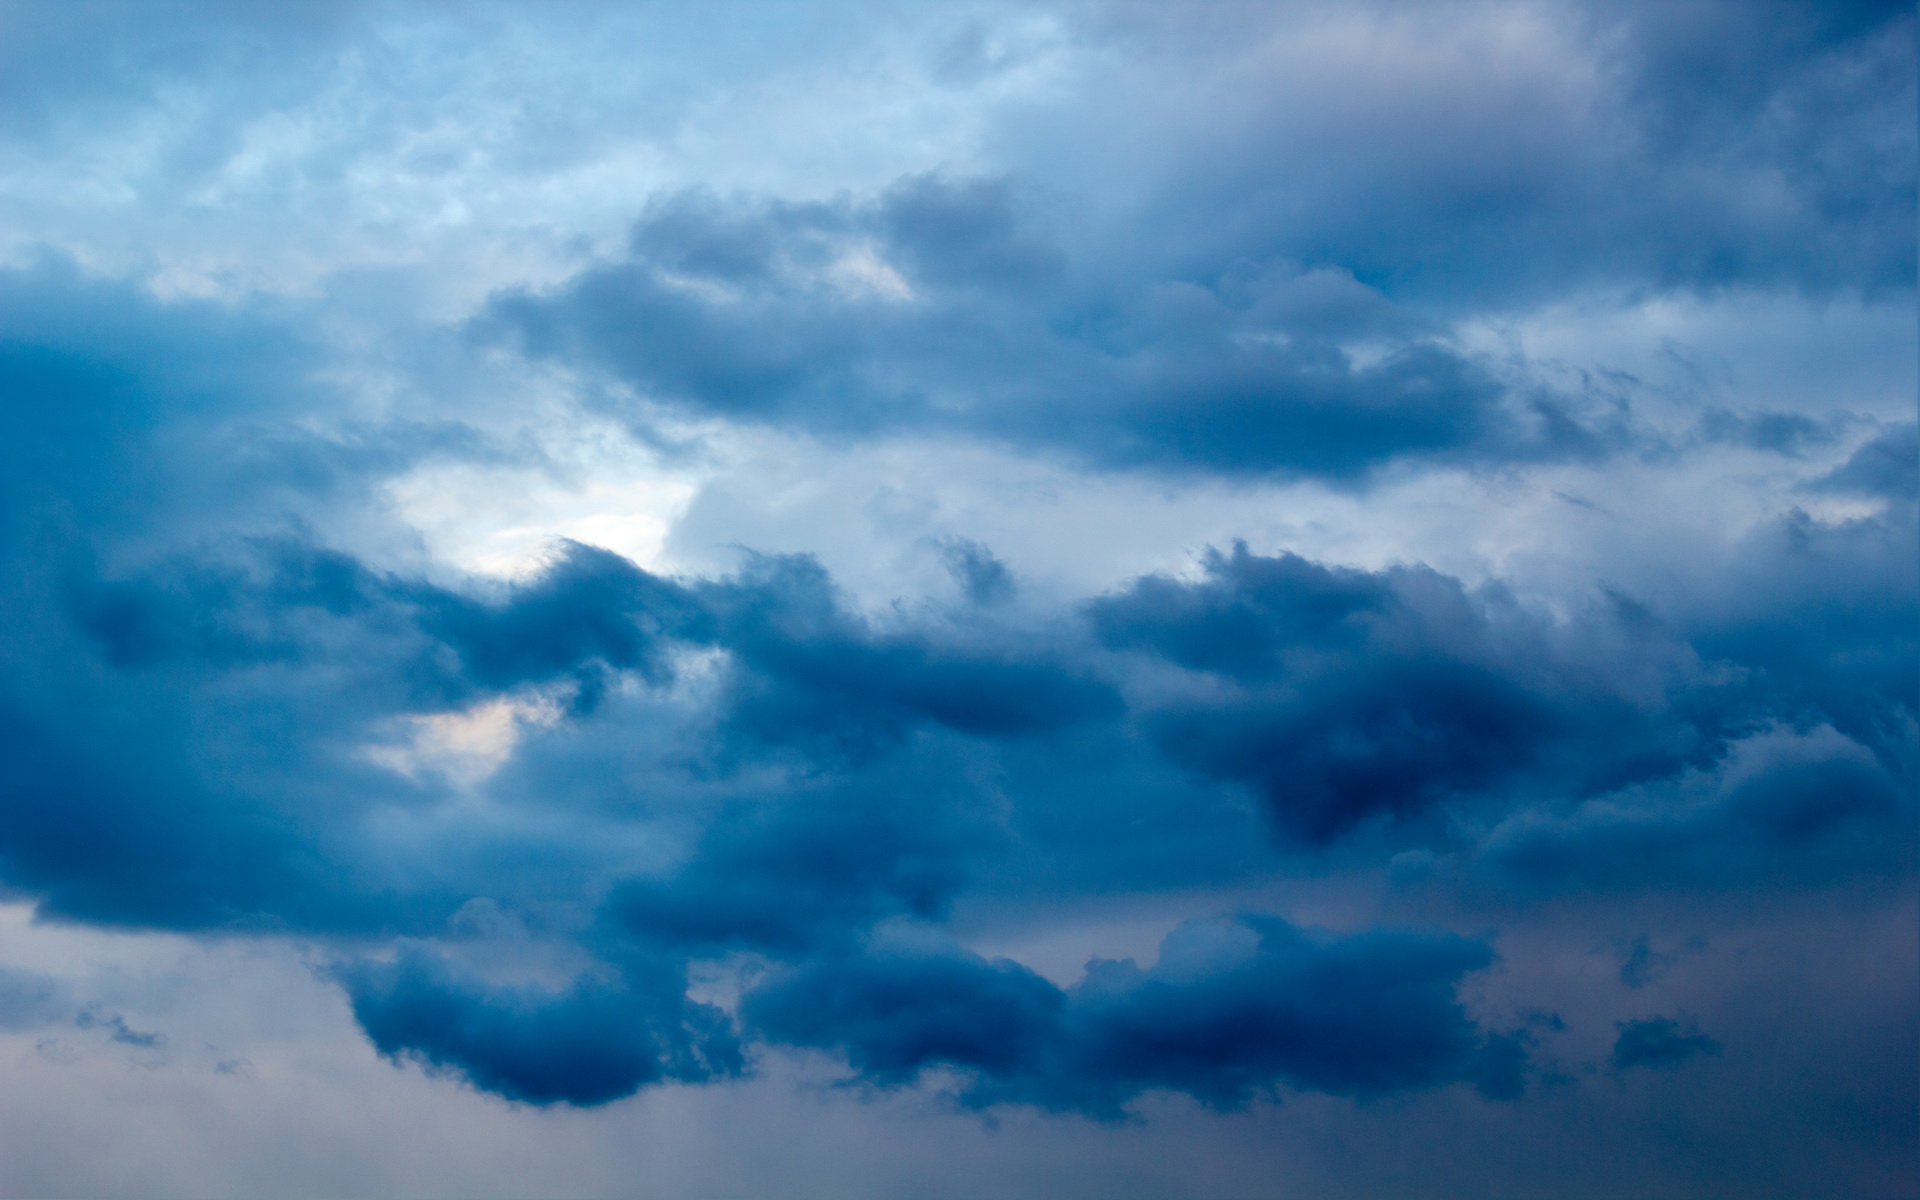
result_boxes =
[1610,1016,1722,1074]
[0,2,1911,1198]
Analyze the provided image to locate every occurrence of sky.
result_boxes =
[0,2,1913,1197]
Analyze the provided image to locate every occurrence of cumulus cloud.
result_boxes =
[487,180,1624,482]
[343,948,740,1107]
[5,493,1905,1112]
[1089,534,1915,848]
[0,2,1910,1191]
[1479,727,1912,893]
[747,916,1525,1118]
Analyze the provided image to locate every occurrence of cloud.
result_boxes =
[745,915,1522,1118]
[603,771,986,958]
[1609,1015,1722,1074]
[487,180,1629,483]
[698,551,1121,759]
[1086,543,1701,841]
[0,259,322,532]
[341,948,740,1107]
[10,472,1908,940]
[1088,491,1917,844]
[0,9,1907,1171]
[1682,497,1918,775]
[0,965,67,1031]
[462,1,1910,489]
[938,538,1015,608]
[1808,423,1919,500]
[73,1008,161,1048]
[1478,726,1912,893]
[1071,0,1914,304]
[1617,936,1684,989]
[408,541,706,708]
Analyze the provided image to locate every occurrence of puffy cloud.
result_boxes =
[1478,727,1912,893]
[1,388,1904,955]
[488,181,1624,482]
[0,6,1909,1188]
[342,948,740,1107]
[469,0,1912,475]
[0,424,1905,1114]
[1093,546,1690,841]
[746,916,1522,1118]
[23,505,1902,934]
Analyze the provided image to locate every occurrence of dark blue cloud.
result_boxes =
[342,948,740,1107]
[0,260,321,537]
[0,241,1907,1139]
[11,523,1107,933]
[1479,737,1912,894]
[1087,545,1390,682]
[1592,0,1910,173]
[747,941,1065,1091]
[745,915,1522,1118]
[14,494,1910,944]
[1087,545,1694,841]
[1683,501,1918,778]
[486,181,1634,482]
[406,542,707,711]
[62,536,699,714]
[0,11,1907,1195]
[699,552,1120,759]
[1610,1016,1722,1074]
[1696,408,1838,456]
[604,774,985,957]
[1152,656,1554,842]
[1088,514,1917,849]
[0,696,319,929]
[1809,423,1919,500]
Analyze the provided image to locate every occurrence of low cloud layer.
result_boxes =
[1,485,1908,1112]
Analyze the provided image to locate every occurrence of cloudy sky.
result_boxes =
[0,2,1913,1197]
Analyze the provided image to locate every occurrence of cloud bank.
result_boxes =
[0,1,1910,1196]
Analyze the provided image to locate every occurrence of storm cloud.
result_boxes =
[0,1,1910,1196]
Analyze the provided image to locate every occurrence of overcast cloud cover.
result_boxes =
[0,2,1913,1197]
